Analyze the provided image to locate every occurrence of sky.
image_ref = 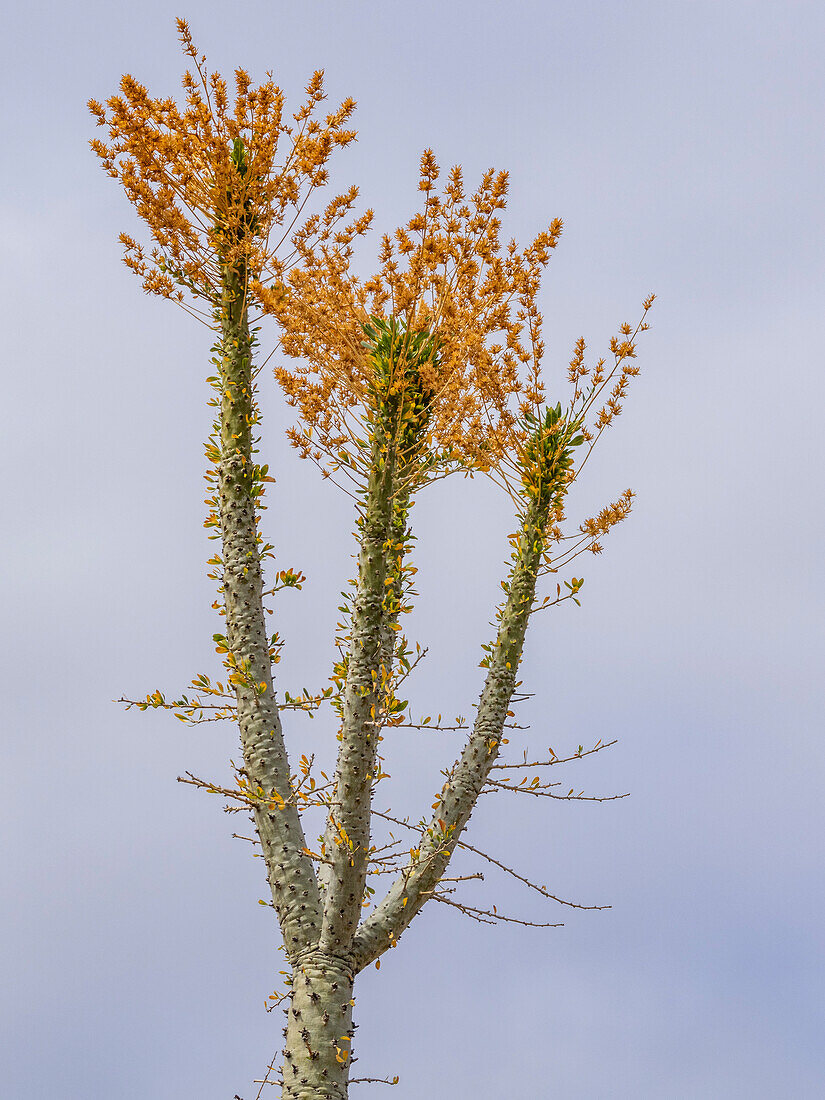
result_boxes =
[2,1,824,1096]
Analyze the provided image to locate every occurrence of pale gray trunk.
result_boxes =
[320,440,399,952]
[282,951,355,1099]
[216,266,321,959]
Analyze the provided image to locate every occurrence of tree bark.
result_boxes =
[216,265,322,960]
[351,496,548,971]
[320,437,400,953]
[282,950,356,1099]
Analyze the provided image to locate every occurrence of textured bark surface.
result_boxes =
[217,267,321,960]
[320,441,399,953]
[351,498,548,972]
[282,951,355,1099]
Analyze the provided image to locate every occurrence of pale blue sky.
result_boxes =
[2,1,824,1096]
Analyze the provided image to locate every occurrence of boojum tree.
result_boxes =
[91,25,653,1099]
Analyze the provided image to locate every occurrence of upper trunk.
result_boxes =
[319,437,400,952]
[216,264,322,960]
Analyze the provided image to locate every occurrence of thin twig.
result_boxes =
[370,808,609,910]
[490,739,618,770]
[483,777,629,802]
[431,892,563,928]
[252,1050,279,1097]
[456,837,611,911]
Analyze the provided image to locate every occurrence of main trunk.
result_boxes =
[282,952,355,1099]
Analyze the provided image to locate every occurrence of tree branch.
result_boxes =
[351,494,552,971]
[214,261,321,958]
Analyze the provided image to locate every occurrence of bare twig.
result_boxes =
[248,1049,280,1097]
[393,720,528,731]
[483,777,629,802]
[431,892,563,928]
[490,739,618,769]
[370,808,609,910]
[231,833,260,845]
[456,838,611,911]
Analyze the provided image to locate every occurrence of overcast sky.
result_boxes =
[3,1,824,1097]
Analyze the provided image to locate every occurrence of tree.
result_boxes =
[90,22,653,1099]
